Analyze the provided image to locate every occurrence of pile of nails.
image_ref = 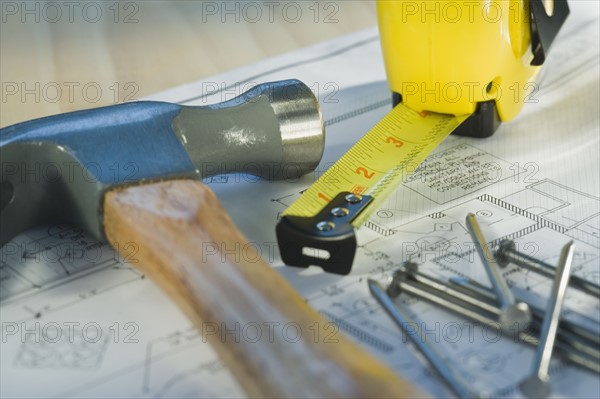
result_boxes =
[370,214,599,399]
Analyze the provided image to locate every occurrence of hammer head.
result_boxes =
[0,80,325,245]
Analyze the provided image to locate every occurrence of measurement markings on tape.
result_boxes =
[277,103,468,275]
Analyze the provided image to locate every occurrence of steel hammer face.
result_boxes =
[0,79,325,246]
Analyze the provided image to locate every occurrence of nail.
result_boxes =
[519,241,575,399]
[368,279,480,399]
[465,214,531,330]
[496,239,600,297]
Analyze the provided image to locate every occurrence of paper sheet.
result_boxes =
[2,2,599,398]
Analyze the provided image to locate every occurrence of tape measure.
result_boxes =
[276,103,468,275]
[276,1,570,275]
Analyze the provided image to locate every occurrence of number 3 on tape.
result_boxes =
[276,103,468,275]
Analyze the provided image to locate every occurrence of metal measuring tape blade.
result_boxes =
[277,103,467,275]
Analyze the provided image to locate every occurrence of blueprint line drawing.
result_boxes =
[14,326,110,370]
[2,4,599,398]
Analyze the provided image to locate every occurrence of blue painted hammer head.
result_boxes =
[0,80,325,245]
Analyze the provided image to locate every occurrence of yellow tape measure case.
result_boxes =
[378,0,569,137]
[276,0,570,275]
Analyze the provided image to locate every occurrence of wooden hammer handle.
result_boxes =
[103,180,424,398]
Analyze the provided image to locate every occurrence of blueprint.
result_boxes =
[1,2,599,398]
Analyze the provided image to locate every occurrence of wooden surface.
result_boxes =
[104,179,425,398]
[0,1,377,127]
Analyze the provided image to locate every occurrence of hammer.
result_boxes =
[0,80,422,398]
